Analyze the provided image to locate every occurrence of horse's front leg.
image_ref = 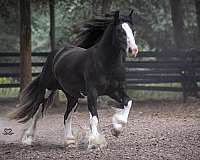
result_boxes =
[87,87,107,149]
[109,90,132,137]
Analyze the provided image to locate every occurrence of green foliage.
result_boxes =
[0,0,199,52]
[55,0,90,47]
[112,0,174,51]
[0,1,19,51]
[31,2,50,52]
[0,78,19,97]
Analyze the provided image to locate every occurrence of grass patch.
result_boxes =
[127,83,182,100]
[0,78,19,97]
[0,88,19,97]
[128,90,181,101]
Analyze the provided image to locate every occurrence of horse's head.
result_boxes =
[113,11,138,57]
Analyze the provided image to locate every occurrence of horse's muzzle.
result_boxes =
[128,47,138,57]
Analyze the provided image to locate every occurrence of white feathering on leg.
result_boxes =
[112,100,132,135]
[88,114,107,149]
[64,104,77,146]
[21,105,42,145]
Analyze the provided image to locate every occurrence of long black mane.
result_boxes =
[75,16,113,48]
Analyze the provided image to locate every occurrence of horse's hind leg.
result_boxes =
[21,89,54,145]
[64,94,78,147]
[21,104,42,145]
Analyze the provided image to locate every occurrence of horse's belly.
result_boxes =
[59,80,86,97]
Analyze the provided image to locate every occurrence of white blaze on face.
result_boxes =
[121,23,138,57]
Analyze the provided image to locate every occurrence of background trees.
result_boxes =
[0,0,200,93]
[0,0,199,53]
[169,0,185,49]
[195,0,200,45]
[90,0,112,16]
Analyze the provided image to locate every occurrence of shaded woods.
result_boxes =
[1,0,200,51]
[0,0,200,92]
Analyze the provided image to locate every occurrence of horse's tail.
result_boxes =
[10,52,57,123]
[9,76,44,123]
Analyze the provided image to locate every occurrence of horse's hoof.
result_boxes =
[64,137,76,148]
[88,134,107,149]
[111,128,121,137]
[21,134,33,145]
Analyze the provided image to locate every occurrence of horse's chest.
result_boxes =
[96,72,125,92]
[106,69,125,82]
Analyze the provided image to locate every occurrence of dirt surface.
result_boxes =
[0,99,200,160]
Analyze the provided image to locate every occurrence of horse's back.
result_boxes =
[53,45,87,96]
[53,46,86,73]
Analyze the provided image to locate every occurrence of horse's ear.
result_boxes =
[129,10,134,17]
[114,11,120,25]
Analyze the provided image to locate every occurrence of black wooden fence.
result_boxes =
[126,50,200,101]
[0,50,200,100]
[0,52,48,88]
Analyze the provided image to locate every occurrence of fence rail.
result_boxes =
[0,50,200,100]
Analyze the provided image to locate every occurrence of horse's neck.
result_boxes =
[96,24,121,66]
[99,25,114,47]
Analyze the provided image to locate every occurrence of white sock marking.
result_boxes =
[88,113,107,148]
[22,105,42,145]
[64,104,77,138]
[89,114,100,138]
[112,100,132,131]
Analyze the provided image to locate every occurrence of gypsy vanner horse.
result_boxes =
[11,11,138,149]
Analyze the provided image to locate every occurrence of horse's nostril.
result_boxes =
[128,47,138,54]
[133,48,138,54]
[128,47,138,57]
[128,48,132,53]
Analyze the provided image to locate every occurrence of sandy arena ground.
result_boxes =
[0,99,200,160]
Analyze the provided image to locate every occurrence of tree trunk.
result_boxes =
[20,0,32,91]
[170,0,199,101]
[90,0,112,17]
[49,0,55,50]
[49,0,59,106]
[169,0,185,49]
[195,0,200,44]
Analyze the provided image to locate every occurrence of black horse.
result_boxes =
[11,11,138,149]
